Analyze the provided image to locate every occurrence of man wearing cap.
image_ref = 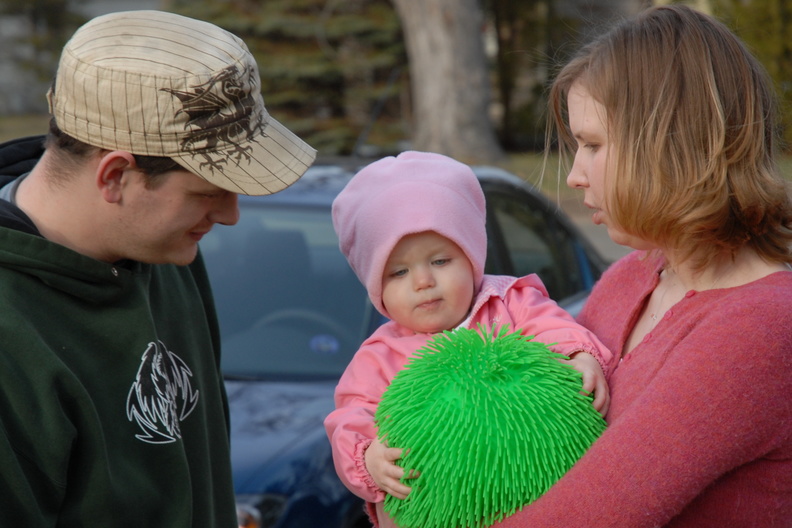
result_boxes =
[0,10,315,527]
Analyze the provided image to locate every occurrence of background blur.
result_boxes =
[0,0,786,261]
[1,0,788,158]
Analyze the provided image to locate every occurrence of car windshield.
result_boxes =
[201,203,374,381]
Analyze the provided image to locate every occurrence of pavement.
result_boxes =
[559,197,633,264]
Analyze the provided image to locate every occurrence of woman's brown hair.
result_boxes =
[548,4,792,269]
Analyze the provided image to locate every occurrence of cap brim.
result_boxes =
[173,117,317,196]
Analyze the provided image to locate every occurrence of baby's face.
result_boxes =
[381,231,475,334]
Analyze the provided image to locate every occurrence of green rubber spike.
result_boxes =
[375,325,606,528]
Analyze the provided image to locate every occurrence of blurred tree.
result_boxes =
[166,0,407,156]
[0,0,85,81]
[487,0,571,151]
[712,0,792,149]
[489,0,543,151]
[487,0,647,150]
[391,0,504,163]
[163,0,645,158]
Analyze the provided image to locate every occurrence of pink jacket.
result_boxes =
[324,274,614,513]
[492,251,792,527]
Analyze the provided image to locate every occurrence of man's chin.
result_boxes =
[173,249,200,266]
[143,245,199,266]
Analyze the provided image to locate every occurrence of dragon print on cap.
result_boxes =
[162,64,266,177]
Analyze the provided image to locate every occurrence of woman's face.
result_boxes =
[566,81,650,250]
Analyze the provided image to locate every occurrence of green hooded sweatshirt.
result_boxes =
[0,136,236,527]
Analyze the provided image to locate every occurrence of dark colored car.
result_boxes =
[199,161,607,528]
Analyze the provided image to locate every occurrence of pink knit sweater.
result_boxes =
[493,251,792,527]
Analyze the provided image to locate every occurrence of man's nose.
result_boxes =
[212,193,240,226]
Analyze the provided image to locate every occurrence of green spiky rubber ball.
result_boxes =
[375,326,606,528]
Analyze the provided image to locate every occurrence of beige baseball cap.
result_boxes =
[47,10,317,196]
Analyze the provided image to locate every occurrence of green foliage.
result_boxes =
[376,326,606,528]
[166,0,406,156]
[712,0,792,149]
[485,0,603,151]
[487,1,551,149]
[0,0,86,81]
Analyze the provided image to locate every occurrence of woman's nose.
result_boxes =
[566,152,588,190]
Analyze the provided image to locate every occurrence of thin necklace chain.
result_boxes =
[649,279,669,322]
[649,267,726,323]
[642,262,790,344]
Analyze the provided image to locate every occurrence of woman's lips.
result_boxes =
[584,202,603,225]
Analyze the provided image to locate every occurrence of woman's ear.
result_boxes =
[96,151,136,203]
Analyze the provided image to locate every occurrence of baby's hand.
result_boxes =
[365,436,415,499]
[564,351,610,416]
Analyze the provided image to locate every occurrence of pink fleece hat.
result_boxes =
[332,151,487,318]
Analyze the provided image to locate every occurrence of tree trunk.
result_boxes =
[392,0,504,163]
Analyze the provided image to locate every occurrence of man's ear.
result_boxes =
[96,151,137,203]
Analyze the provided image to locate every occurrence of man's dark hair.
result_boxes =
[46,118,183,186]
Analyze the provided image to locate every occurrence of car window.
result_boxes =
[201,204,373,380]
[484,189,594,302]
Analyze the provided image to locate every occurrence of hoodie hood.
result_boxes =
[0,227,140,303]
[0,135,45,235]
[0,135,45,182]
[0,134,141,303]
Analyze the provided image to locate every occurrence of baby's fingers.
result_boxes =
[404,468,421,479]
[383,446,404,463]
[382,468,413,499]
[580,370,596,396]
[592,378,610,416]
[386,481,413,500]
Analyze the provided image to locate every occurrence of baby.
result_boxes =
[324,151,613,528]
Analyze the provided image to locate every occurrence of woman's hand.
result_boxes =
[564,351,610,416]
[365,436,415,499]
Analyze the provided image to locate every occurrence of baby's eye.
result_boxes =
[390,269,407,278]
[432,258,450,266]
